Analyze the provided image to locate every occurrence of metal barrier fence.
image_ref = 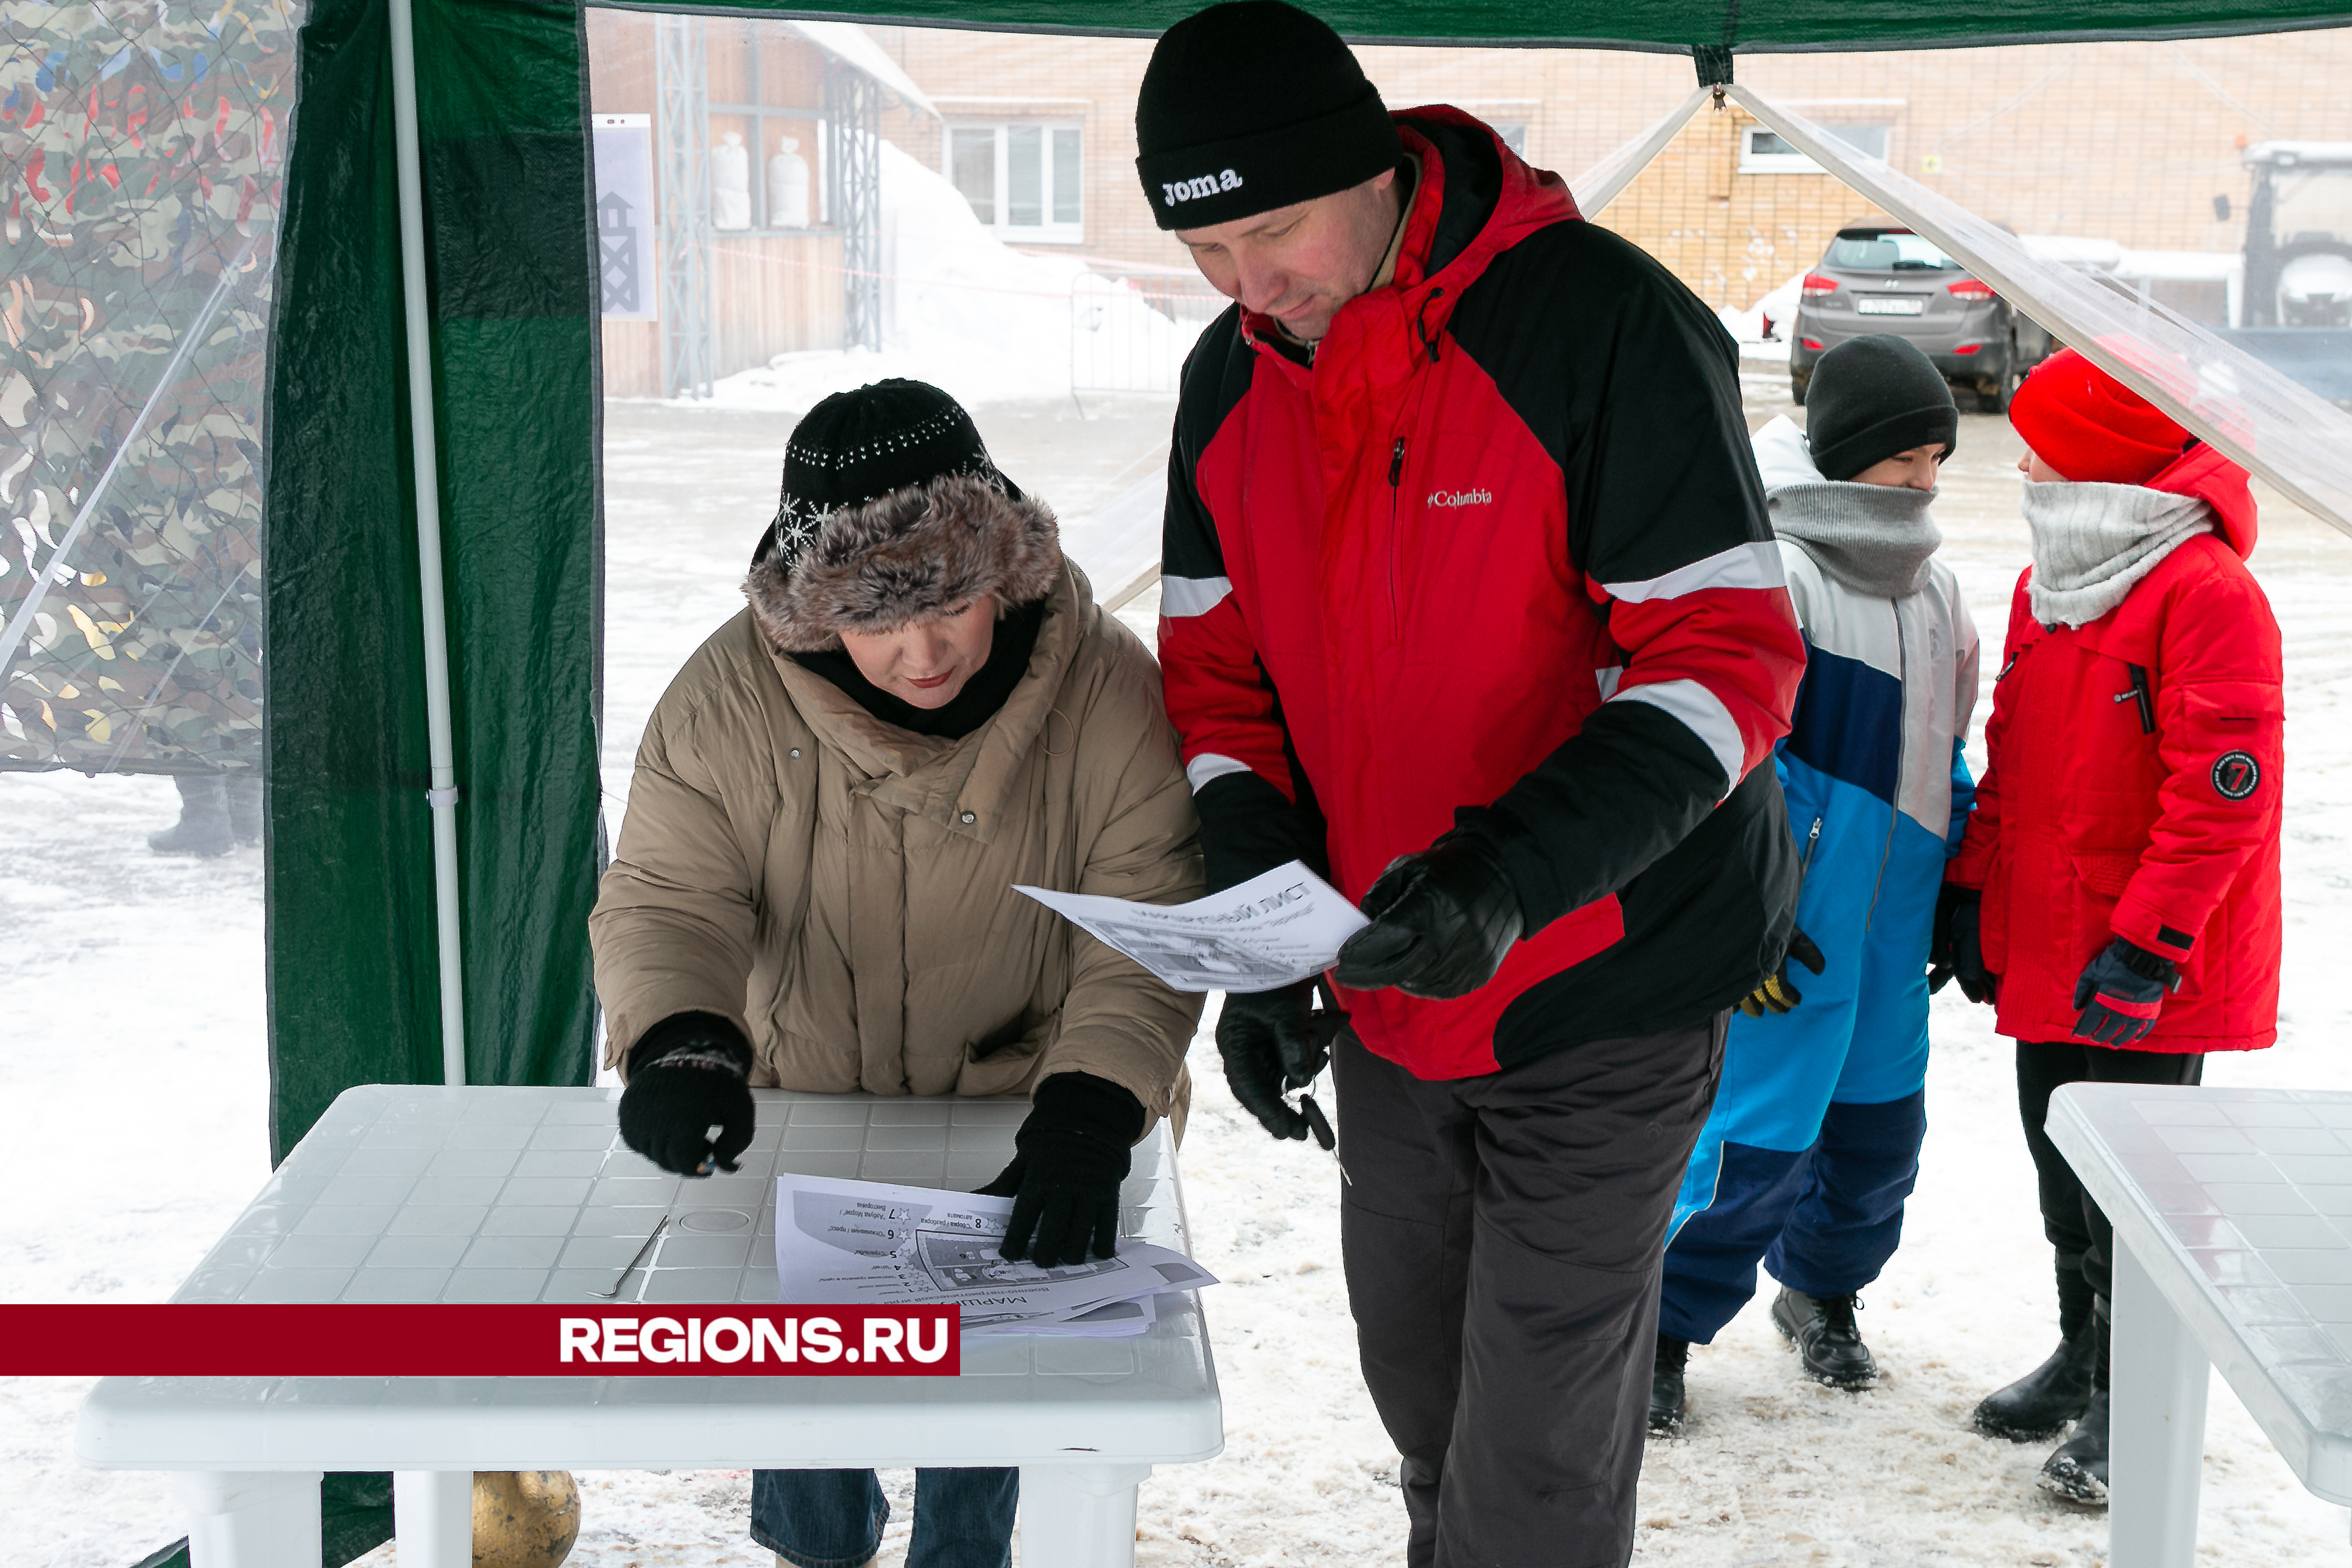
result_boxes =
[1070,269,1228,395]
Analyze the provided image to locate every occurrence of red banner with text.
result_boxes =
[0,1305,959,1376]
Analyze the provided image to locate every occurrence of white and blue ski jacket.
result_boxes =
[1675,417,1979,1213]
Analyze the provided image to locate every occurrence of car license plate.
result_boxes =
[1856,297,1926,316]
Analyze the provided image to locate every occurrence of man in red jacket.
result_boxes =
[1935,348,2283,1507]
[1140,5,1807,1562]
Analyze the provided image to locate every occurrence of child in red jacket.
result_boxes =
[1935,348,2283,1508]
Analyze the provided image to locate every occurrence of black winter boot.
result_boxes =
[225,772,263,846]
[1648,1334,1689,1438]
[2038,1302,2111,1505]
[149,774,233,856]
[1770,1286,1877,1388]
[1972,1331,2099,1439]
[2039,1385,2110,1506]
[1974,1251,2099,1441]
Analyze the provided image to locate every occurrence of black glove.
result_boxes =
[617,1012,757,1176]
[1927,884,1998,1005]
[978,1072,1145,1267]
[2071,938,2180,1046]
[1215,977,1347,1143]
[1739,928,1826,1016]
[1333,832,1524,1000]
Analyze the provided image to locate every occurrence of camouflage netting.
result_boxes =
[0,0,301,774]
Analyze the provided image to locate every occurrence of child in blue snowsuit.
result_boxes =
[1651,335,1978,1435]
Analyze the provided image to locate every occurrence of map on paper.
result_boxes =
[776,1173,1217,1332]
[1014,860,1368,993]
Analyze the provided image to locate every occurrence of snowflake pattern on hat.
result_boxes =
[770,490,831,567]
[761,380,1020,577]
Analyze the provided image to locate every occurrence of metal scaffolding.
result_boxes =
[824,56,884,353]
[655,15,713,399]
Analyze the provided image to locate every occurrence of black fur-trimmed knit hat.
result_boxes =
[1135,1,1399,231]
[744,380,1061,652]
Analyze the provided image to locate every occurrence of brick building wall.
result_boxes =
[866,26,2352,313]
[872,29,1170,268]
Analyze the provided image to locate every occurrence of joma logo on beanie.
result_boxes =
[1162,170,1244,207]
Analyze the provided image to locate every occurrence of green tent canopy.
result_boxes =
[263,0,2352,1165]
[599,0,2352,48]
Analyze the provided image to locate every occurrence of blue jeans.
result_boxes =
[750,1468,1017,1568]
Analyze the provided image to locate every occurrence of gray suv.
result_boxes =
[1790,225,2054,412]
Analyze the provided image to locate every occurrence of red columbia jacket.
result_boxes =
[1948,444,2283,1053]
[1159,109,1807,1079]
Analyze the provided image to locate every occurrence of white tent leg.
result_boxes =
[387,0,468,1086]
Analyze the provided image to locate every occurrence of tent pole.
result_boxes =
[1568,87,1709,217]
[387,0,468,1088]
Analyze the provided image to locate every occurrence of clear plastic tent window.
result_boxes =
[1726,82,2352,537]
[0,0,303,775]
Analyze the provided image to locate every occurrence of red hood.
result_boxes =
[1239,106,1581,353]
[2148,440,2258,559]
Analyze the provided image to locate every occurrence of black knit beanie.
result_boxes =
[756,378,1020,572]
[1804,335,1959,481]
[1135,1,1399,231]
[744,380,1062,652]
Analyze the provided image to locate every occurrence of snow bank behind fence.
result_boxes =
[704,141,1211,413]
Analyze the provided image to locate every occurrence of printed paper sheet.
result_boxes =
[776,1173,1216,1332]
[1014,860,1368,994]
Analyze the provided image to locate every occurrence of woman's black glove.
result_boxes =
[979,1072,1145,1267]
[617,1012,757,1176]
[1739,928,1826,1016]
[1333,832,1524,1000]
[1927,884,1997,1004]
[2072,938,2180,1046]
[1216,977,1347,1142]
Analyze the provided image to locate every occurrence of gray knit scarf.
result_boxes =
[2022,479,2213,629]
[1768,481,1943,599]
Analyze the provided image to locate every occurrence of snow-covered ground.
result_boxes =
[9,367,2352,1567]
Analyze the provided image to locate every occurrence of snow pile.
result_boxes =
[704,141,1207,412]
[1719,271,1803,363]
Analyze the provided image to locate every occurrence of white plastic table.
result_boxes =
[75,1086,1221,1568]
[2047,1082,2352,1566]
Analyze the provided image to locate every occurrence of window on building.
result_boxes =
[945,122,1084,239]
[706,21,827,232]
[1741,124,1893,174]
[1490,122,1530,157]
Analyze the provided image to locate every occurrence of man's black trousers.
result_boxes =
[1332,1015,1727,1568]
[2017,1039,2205,1329]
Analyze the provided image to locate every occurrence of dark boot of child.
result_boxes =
[1974,1251,2099,1441]
[1649,1333,1689,1438]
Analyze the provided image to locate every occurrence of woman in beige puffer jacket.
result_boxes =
[591,380,1205,1568]
[593,380,1202,1226]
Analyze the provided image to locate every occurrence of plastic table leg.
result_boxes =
[393,1470,473,1568]
[1017,1462,1153,1567]
[171,1471,322,1568]
[2110,1240,2209,1568]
